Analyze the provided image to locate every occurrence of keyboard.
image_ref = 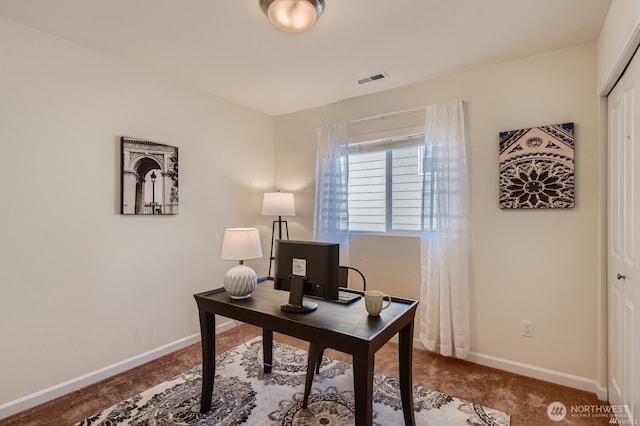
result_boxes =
[307,288,362,304]
[335,290,362,304]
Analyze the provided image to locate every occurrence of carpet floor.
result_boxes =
[74,337,509,425]
[0,324,611,425]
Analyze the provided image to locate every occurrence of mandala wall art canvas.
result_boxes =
[499,122,575,209]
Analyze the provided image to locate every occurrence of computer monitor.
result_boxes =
[274,240,340,311]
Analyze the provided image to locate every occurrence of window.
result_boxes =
[347,134,434,234]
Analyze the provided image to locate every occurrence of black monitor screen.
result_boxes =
[274,240,339,301]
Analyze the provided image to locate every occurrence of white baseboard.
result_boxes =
[465,351,608,401]
[0,319,237,421]
[412,339,608,401]
[378,335,607,400]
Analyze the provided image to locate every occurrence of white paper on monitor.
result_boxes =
[292,258,306,276]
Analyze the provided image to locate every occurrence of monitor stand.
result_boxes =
[281,276,317,313]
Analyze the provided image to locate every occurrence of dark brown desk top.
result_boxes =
[194,282,418,355]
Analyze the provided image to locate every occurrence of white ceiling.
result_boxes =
[0,0,612,116]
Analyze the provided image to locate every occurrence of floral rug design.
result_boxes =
[77,338,510,425]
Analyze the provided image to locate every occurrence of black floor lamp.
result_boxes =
[262,191,296,279]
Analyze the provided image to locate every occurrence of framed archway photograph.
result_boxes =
[121,137,179,215]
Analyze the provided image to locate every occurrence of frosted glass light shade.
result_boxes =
[221,228,263,261]
[260,0,324,33]
[262,192,296,216]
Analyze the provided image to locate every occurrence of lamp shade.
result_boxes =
[221,228,263,261]
[262,192,296,217]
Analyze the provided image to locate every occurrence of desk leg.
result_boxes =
[199,310,216,413]
[352,352,374,426]
[399,320,416,425]
[303,342,324,408]
[262,328,273,373]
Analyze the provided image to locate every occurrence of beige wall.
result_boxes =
[0,17,274,409]
[275,43,606,395]
[597,0,640,94]
[6,2,636,412]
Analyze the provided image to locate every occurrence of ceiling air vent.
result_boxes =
[357,72,389,85]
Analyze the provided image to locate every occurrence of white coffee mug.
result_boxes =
[365,290,391,316]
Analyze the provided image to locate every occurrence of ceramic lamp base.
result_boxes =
[224,264,257,299]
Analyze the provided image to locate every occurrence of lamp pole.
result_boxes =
[262,192,295,279]
[150,171,156,215]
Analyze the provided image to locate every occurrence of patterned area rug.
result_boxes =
[77,338,510,425]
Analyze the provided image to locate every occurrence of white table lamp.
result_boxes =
[262,192,295,278]
[221,228,263,299]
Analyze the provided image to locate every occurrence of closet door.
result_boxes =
[608,50,640,423]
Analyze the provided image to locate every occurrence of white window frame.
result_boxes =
[346,130,429,236]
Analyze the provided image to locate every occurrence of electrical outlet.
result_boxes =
[522,320,534,337]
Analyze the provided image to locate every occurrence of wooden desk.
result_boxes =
[194,283,418,426]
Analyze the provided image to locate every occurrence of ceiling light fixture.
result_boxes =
[259,0,325,33]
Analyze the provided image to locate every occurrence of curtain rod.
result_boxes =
[348,99,470,125]
[349,106,426,124]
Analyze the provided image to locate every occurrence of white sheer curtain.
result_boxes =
[419,100,471,359]
[313,122,350,264]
